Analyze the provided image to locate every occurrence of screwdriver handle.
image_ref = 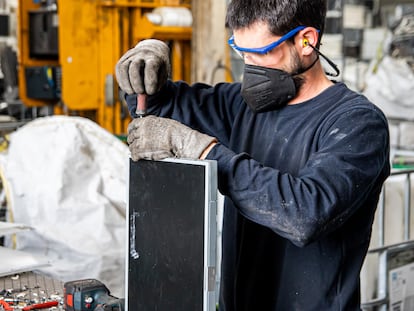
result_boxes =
[22,300,59,311]
[0,300,13,311]
[136,93,147,118]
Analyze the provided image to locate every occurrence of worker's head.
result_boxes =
[225,0,326,46]
[225,0,335,112]
[225,0,327,68]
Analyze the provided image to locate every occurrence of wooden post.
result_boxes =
[191,0,228,84]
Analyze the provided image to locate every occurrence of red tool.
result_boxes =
[0,300,13,311]
[22,301,59,311]
[136,93,147,118]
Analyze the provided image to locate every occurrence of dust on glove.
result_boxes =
[115,39,171,95]
[127,116,217,161]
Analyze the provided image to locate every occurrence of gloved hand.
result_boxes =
[127,116,217,161]
[115,39,171,95]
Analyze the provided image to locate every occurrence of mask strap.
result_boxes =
[307,42,341,77]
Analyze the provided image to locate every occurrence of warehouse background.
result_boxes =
[0,1,414,310]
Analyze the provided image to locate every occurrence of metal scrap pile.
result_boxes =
[0,273,63,310]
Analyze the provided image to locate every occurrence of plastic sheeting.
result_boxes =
[0,221,32,236]
[363,55,414,121]
[0,246,50,277]
[0,116,129,297]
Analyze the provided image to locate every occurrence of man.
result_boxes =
[115,0,390,310]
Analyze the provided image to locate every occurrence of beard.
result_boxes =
[286,47,318,92]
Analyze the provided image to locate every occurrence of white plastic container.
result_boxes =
[146,7,193,27]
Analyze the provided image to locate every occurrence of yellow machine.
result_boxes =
[16,0,192,136]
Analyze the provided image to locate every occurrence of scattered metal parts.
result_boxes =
[0,272,64,310]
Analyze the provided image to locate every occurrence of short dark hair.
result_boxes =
[225,0,327,43]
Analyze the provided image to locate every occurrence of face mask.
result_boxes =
[241,64,297,113]
[241,42,341,113]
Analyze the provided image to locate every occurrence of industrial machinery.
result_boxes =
[16,0,192,136]
[64,279,124,311]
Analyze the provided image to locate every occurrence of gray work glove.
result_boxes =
[127,116,217,161]
[115,39,171,95]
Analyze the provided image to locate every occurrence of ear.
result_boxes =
[298,27,319,56]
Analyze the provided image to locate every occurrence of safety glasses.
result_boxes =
[228,25,306,58]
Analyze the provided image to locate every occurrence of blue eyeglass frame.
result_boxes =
[228,25,307,55]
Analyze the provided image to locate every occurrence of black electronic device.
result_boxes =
[127,158,217,311]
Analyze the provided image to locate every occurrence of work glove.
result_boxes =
[115,39,171,95]
[127,116,217,161]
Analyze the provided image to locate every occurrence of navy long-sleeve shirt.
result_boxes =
[126,80,390,311]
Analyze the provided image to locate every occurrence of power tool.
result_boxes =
[64,279,124,311]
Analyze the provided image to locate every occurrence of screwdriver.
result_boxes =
[136,93,147,118]
[136,62,147,118]
[0,300,13,311]
[22,300,59,311]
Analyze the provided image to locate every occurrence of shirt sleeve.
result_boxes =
[206,106,390,247]
[125,80,243,146]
